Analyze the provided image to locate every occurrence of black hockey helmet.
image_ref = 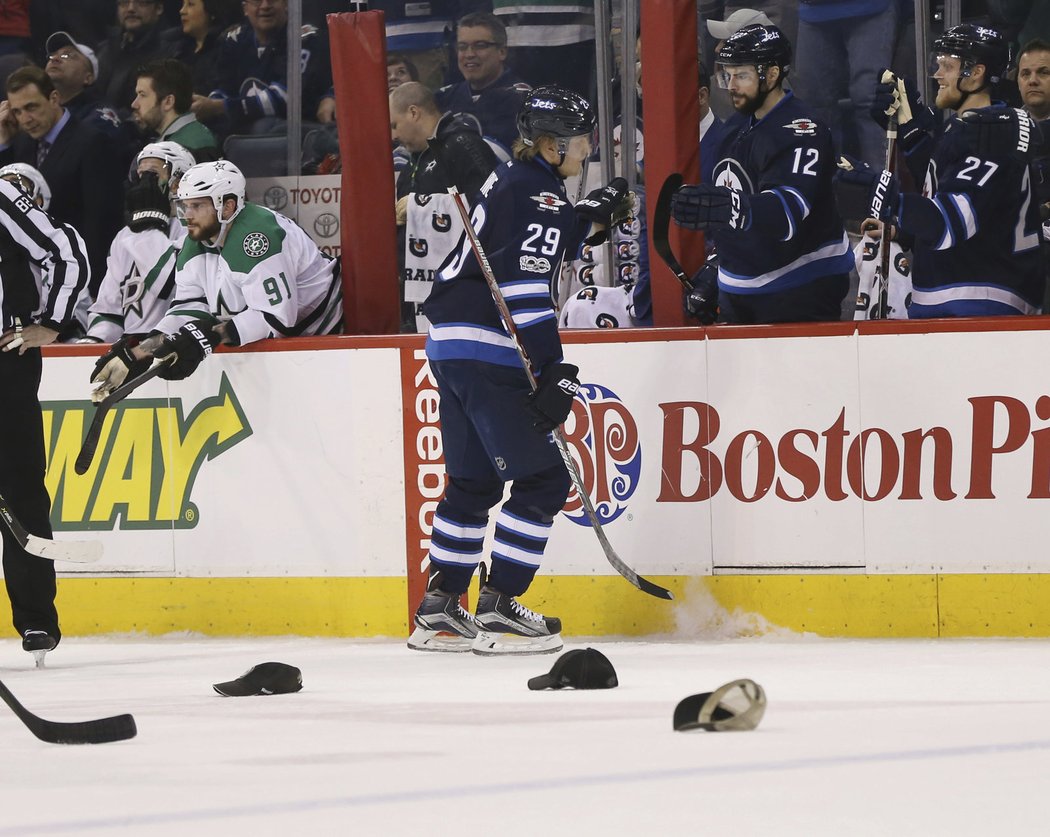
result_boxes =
[516,85,596,147]
[717,23,792,77]
[933,23,1009,84]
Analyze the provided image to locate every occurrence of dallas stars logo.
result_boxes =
[243,232,269,258]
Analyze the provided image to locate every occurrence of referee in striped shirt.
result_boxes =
[0,176,89,660]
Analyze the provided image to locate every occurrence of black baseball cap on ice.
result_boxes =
[527,648,619,690]
[213,662,303,697]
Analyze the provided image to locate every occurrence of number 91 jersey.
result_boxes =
[424,157,588,372]
[709,93,852,295]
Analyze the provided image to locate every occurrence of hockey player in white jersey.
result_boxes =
[89,160,344,396]
[82,142,194,343]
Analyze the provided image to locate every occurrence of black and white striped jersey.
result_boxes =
[0,179,90,332]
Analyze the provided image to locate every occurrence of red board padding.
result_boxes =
[641,0,706,328]
[329,11,401,334]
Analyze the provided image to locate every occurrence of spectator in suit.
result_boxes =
[0,66,124,298]
[435,12,530,154]
[96,0,172,118]
[133,59,219,161]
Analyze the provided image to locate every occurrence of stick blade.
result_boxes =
[24,535,102,563]
[30,713,137,745]
[652,173,690,287]
[636,575,675,601]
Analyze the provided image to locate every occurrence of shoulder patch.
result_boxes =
[784,118,818,136]
[532,192,567,212]
[243,231,270,258]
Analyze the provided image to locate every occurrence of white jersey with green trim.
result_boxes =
[156,203,343,344]
[86,218,185,342]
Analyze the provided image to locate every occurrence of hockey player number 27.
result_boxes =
[263,272,292,305]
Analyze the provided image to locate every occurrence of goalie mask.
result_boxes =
[0,163,51,210]
[517,85,596,165]
[931,23,1009,90]
[176,160,247,233]
[136,141,196,191]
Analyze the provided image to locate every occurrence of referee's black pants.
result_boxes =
[0,348,59,643]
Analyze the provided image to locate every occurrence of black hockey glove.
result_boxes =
[526,363,580,433]
[684,259,720,325]
[577,177,632,245]
[960,107,1041,162]
[153,319,221,381]
[125,171,171,233]
[670,183,751,231]
[870,70,935,152]
[833,155,899,223]
[90,335,151,404]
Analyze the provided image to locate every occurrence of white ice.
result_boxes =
[1,635,1049,836]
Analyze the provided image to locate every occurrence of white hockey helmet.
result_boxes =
[136,141,196,186]
[177,160,246,219]
[0,163,51,210]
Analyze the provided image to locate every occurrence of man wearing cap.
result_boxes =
[0,65,125,300]
[44,32,126,145]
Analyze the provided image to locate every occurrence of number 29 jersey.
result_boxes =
[424,156,588,373]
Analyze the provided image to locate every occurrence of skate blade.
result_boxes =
[471,631,563,656]
[407,627,474,653]
[31,650,48,669]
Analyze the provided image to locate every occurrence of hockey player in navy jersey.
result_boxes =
[837,24,1043,318]
[670,24,853,324]
[408,86,630,655]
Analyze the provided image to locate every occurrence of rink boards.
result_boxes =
[18,319,1050,639]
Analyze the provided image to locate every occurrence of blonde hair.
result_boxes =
[513,135,554,162]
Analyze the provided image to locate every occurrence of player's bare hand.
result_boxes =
[0,322,58,354]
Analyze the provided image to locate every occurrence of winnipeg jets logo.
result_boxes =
[432,213,452,232]
[243,232,269,258]
[532,192,567,213]
[785,118,817,136]
[713,159,753,194]
[410,236,428,257]
[414,194,433,206]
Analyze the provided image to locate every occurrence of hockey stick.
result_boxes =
[440,181,673,601]
[651,173,693,289]
[0,491,101,563]
[75,355,174,476]
[0,677,136,744]
[874,115,898,320]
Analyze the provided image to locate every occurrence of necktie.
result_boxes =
[36,140,50,168]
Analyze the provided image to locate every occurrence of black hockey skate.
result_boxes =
[472,586,563,656]
[22,630,56,669]
[408,575,478,653]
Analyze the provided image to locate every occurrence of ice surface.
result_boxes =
[1,635,1049,836]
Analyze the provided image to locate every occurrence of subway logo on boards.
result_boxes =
[42,374,252,531]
